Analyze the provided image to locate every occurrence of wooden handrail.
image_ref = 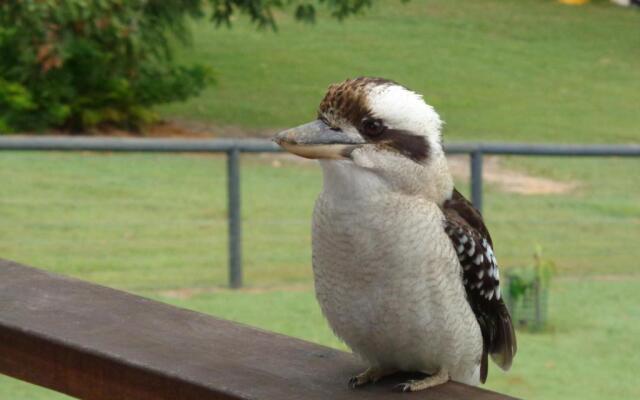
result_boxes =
[0,259,519,399]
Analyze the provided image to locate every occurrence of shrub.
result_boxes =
[0,1,213,132]
[0,0,378,133]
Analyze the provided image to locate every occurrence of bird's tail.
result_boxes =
[489,304,517,371]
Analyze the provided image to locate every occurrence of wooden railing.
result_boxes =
[0,259,518,399]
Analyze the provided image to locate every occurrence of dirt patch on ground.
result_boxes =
[447,155,579,195]
[75,119,278,139]
[52,119,580,196]
[78,120,218,138]
[263,153,580,196]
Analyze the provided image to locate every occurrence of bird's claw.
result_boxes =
[393,381,415,393]
[348,376,359,389]
[349,367,397,390]
[348,375,368,389]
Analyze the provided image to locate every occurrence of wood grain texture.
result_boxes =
[0,259,519,400]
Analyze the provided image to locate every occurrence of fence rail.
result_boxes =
[2,135,638,288]
[0,259,518,400]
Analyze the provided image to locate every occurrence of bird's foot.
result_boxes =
[393,369,449,392]
[348,367,395,389]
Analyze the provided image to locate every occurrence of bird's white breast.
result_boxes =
[312,161,483,384]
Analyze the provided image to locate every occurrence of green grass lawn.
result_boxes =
[0,152,639,399]
[159,0,640,144]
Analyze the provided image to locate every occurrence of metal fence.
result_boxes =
[1,135,639,288]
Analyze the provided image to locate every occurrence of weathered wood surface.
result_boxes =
[0,259,519,399]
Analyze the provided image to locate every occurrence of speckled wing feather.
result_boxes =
[442,189,517,383]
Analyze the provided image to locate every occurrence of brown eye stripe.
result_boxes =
[375,129,430,163]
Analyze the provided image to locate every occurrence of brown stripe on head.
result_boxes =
[318,77,430,163]
[318,77,394,127]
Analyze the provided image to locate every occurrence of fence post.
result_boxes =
[227,148,242,288]
[470,150,483,213]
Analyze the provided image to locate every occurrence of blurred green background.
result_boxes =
[1,0,639,399]
[159,0,640,143]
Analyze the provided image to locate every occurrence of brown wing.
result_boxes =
[442,189,517,383]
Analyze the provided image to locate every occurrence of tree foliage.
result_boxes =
[0,0,374,132]
[209,0,375,28]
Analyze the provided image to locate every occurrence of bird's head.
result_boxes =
[274,77,453,203]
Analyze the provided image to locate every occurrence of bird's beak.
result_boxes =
[273,120,365,160]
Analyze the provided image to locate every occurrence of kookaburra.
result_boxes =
[274,77,516,392]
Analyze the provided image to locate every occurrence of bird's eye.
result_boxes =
[360,118,385,137]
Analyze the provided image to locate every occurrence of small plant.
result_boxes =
[504,246,556,331]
